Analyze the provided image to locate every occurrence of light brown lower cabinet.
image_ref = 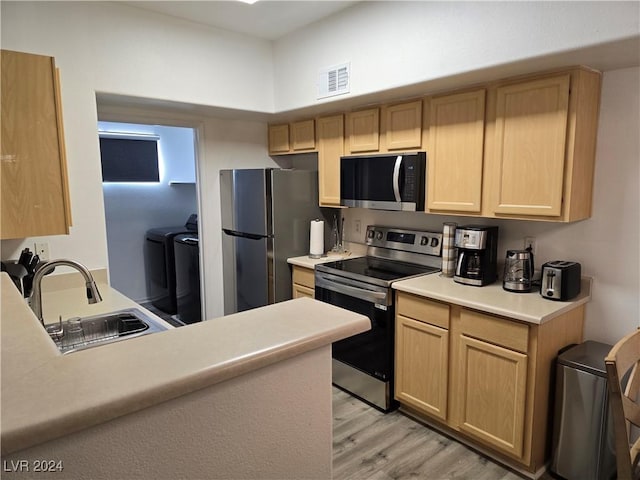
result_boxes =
[395,314,449,421]
[455,333,528,458]
[395,291,585,474]
[292,265,315,299]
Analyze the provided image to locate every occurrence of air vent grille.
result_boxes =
[318,62,350,99]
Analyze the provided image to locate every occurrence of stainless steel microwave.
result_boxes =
[340,152,426,211]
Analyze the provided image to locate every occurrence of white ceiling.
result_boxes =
[123,1,360,40]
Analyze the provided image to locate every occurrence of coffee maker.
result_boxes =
[454,226,499,286]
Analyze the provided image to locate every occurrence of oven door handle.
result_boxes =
[315,274,389,305]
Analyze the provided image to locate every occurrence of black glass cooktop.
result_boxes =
[316,256,439,285]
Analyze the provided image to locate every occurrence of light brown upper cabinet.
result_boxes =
[346,108,380,153]
[268,124,290,154]
[268,119,316,155]
[291,119,315,151]
[426,90,486,213]
[316,114,344,207]
[382,100,423,151]
[484,68,601,221]
[1,50,72,239]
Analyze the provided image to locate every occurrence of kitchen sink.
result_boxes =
[46,308,169,354]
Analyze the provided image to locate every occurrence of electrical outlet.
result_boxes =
[524,236,536,255]
[354,219,361,234]
[35,242,50,261]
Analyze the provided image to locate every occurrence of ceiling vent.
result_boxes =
[317,62,350,99]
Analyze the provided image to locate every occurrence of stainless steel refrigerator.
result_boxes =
[220,168,326,314]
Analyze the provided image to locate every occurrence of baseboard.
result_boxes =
[398,406,548,480]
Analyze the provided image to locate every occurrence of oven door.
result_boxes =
[314,271,394,382]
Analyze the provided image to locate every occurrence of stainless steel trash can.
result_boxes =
[550,341,616,480]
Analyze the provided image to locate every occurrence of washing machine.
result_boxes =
[174,233,201,324]
[144,216,197,314]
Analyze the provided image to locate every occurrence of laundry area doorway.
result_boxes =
[97,121,202,326]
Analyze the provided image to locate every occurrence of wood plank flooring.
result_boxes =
[333,388,553,480]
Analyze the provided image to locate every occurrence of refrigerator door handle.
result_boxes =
[223,229,267,241]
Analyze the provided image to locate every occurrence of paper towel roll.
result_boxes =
[441,222,458,277]
[309,219,324,258]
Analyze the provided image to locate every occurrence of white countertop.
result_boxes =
[393,273,592,324]
[287,251,363,269]
[0,273,369,455]
[288,250,589,324]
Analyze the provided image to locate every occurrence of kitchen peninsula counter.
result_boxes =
[393,273,592,324]
[1,273,369,478]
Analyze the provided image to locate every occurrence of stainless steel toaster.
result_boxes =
[540,261,581,301]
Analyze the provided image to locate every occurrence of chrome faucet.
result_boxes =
[29,259,103,326]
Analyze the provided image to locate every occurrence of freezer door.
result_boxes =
[222,229,270,313]
[220,169,271,236]
[270,169,320,303]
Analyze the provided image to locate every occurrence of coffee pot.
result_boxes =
[503,248,534,292]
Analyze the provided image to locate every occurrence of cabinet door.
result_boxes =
[456,335,528,458]
[1,50,71,239]
[490,75,570,217]
[396,315,449,421]
[291,120,315,151]
[347,108,379,153]
[292,283,315,299]
[316,115,344,206]
[384,100,423,150]
[427,90,486,212]
[268,124,290,154]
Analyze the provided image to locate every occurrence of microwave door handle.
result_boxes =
[393,155,403,202]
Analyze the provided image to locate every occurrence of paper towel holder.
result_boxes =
[308,219,327,259]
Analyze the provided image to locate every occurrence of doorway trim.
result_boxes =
[96,103,207,321]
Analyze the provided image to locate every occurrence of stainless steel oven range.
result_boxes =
[315,226,442,412]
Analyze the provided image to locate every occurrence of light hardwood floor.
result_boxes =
[332,388,554,480]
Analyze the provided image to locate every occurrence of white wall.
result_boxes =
[342,67,640,345]
[99,122,198,303]
[273,1,640,110]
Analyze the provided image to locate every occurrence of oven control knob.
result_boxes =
[376,231,383,240]
[420,236,428,246]
[367,229,375,239]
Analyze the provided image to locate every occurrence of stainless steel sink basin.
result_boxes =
[46,308,169,354]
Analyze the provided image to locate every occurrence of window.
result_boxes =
[99,133,160,182]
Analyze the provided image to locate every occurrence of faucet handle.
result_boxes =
[46,315,64,341]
